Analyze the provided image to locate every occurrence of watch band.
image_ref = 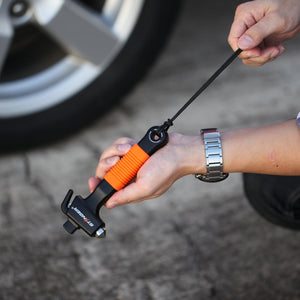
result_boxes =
[195,128,228,182]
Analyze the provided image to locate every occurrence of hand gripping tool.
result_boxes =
[61,49,242,238]
[61,124,170,238]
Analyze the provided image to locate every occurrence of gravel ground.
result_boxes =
[0,1,299,299]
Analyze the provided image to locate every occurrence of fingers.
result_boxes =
[95,137,135,180]
[88,177,100,192]
[95,152,121,181]
[229,11,286,66]
[238,13,280,50]
[112,137,135,146]
[228,8,257,50]
[228,2,261,50]
[228,2,288,66]
[229,3,280,50]
[88,137,135,193]
[241,44,285,66]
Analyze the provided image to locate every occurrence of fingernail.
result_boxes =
[118,144,131,152]
[107,201,118,209]
[106,157,118,164]
[270,49,280,59]
[278,45,285,54]
[238,35,254,49]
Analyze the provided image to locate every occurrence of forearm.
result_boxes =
[221,119,300,175]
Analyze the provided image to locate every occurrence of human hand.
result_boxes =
[228,0,300,66]
[88,133,204,209]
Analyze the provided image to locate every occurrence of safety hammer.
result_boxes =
[61,126,168,238]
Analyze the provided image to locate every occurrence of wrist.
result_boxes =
[170,133,206,176]
[187,135,207,175]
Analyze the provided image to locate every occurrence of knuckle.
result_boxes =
[235,3,246,14]
[270,11,285,28]
[227,35,233,45]
[106,156,119,165]
[98,155,118,170]
[235,2,252,17]
[236,3,246,14]
[100,144,120,159]
[97,158,108,170]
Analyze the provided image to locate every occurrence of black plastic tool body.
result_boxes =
[61,126,168,237]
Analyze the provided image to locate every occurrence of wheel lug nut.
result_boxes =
[10,0,28,17]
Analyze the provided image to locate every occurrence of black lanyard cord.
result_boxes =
[157,48,242,134]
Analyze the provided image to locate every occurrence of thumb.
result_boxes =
[238,14,278,49]
[105,179,158,208]
[105,182,143,208]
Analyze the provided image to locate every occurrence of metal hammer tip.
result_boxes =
[95,227,106,238]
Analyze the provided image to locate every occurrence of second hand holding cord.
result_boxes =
[61,48,242,238]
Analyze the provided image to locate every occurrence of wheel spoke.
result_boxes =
[31,0,119,66]
[0,3,14,76]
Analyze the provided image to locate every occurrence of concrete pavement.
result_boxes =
[0,1,300,299]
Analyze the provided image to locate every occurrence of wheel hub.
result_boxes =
[0,0,145,117]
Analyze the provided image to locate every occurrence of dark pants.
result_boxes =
[243,173,300,230]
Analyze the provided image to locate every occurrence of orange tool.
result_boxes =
[61,125,169,238]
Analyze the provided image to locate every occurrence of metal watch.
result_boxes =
[195,128,228,182]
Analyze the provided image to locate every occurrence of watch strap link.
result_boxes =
[195,128,228,182]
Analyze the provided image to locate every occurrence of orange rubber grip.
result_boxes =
[104,144,150,191]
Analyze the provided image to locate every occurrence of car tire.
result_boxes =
[0,0,181,151]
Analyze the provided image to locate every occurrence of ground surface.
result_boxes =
[0,1,300,299]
